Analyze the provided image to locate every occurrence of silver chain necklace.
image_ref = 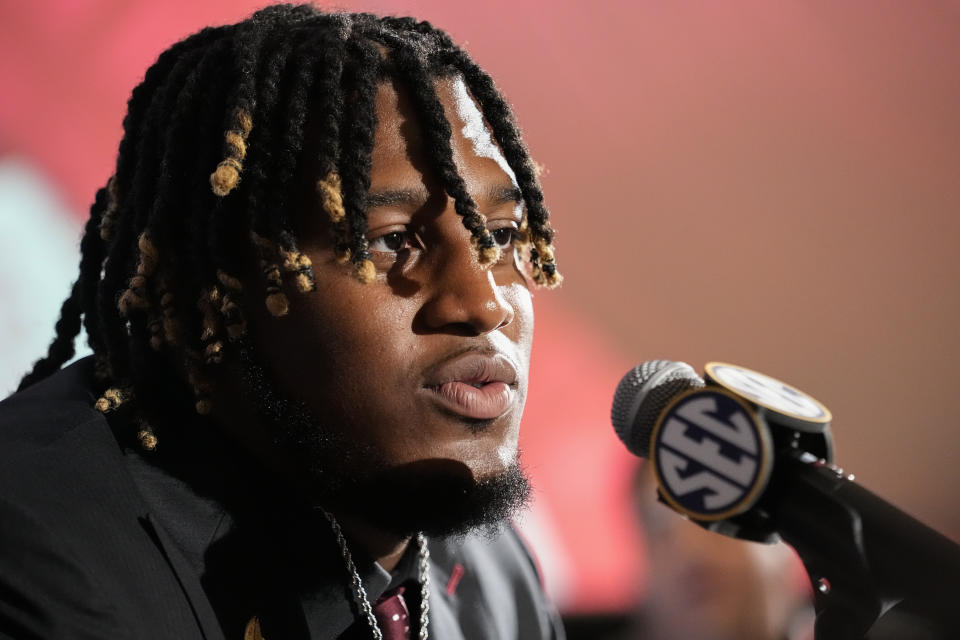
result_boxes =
[321,510,430,640]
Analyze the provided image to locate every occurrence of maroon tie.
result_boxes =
[372,586,412,640]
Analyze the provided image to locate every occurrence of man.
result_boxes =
[0,6,564,639]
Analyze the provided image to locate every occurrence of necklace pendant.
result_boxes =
[244,616,266,640]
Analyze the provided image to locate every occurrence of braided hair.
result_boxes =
[17,4,561,419]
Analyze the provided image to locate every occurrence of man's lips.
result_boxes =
[421,352,519,420]
[426,381,514,420]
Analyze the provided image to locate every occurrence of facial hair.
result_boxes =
[236,342,531,537]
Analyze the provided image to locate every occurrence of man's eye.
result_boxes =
[369,231,411,253]
[490,227,518,249]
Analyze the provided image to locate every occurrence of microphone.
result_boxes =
[612,360,960,639]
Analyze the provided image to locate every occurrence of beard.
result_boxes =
[237,343,531,538]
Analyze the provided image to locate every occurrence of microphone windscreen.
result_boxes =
[611,360,704,458]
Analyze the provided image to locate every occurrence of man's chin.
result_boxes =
[318,459,532,538]
[237,345,530,537]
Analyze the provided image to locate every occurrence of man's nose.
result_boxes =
[417,242,514,336]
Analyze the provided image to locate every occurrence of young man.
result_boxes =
[0,6,563,639]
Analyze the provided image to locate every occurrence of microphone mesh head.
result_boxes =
[611,360,704,458]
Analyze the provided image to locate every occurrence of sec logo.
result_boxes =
[650,388,772,521]
[705,362,831,432]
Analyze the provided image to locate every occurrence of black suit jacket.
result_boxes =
[0,361,564,639]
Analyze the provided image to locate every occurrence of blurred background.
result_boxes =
[2,0,959,633]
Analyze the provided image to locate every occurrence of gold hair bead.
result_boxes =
[285,252,315,292]
[235,108,253,136]
[117,289,149,316]
[137,427,158,451]
[250,231,276,253]
[261,260,289,316]
[543,269,563,288]
[281,250,299,272]
[204,341,224,365]
[136,233,159,276]
[217,269,244,292]
[225,322,247,340]
[95,387,129,413]
[265,292,290,316]
[318,172,346,223]
[224,130,247,159]
[210,159,242,196]
[220,297,248,340]
[355,259,376,284]
[210,108,252,197]
[478,245,501,265]
[295,272,314,292]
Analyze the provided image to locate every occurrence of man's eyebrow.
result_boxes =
[485,184,523,206]
[364,184,521,210]
[365,187,431,210]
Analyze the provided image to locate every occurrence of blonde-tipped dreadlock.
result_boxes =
[355,258,376,284]
[117,233,160,315]
[116,276,149,315]
[99,176,120,241]
[476,230,502,266]
[317,171,353,275]
[157,278,182,346]
[216,269,244,292]
[281,247,316,293]
[95,387,131,413]
[251,233,290,317]
[137,422,159,451]
[186,354,213,415]
[210,108,253,196]
[198,287,225,364]
[317,172,345,223]
[216,270,248,340]
[531,236,562,287]
[263,265,290,316]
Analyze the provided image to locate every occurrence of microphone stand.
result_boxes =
[770,452,960,639]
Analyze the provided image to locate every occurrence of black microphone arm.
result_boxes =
[770,450,960,639]
[612,360,960,639]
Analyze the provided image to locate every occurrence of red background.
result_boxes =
[2,0,959,613]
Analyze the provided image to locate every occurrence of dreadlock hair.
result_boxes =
[18,3,562,426]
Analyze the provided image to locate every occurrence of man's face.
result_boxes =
[239,76,534,534]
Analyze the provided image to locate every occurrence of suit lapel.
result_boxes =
[140,514,227,640]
